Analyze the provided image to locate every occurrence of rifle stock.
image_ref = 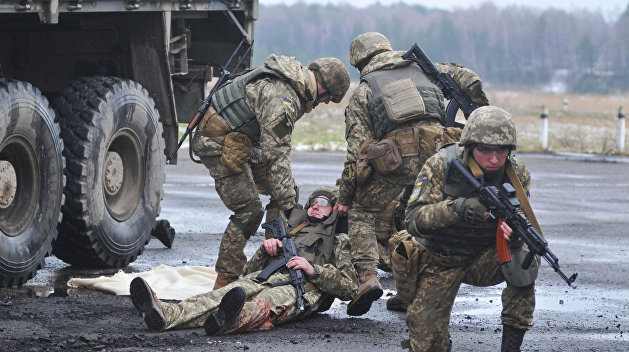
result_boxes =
[402,42,479,127]
[167,38,253,164]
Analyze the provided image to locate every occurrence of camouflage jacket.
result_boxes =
[404,145,531,255]
[195,55,318,211]
[242,216,358,301]
[338,51,489,205]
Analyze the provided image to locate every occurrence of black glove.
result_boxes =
[458,197,487,223]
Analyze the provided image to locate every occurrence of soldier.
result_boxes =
[336,32,489,315]
[129,186,358,335]
[191,55,350,289]
[402,106,536,351]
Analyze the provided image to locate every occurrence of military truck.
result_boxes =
[0,0,257,287]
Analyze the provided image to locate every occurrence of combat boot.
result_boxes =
[385,294,408,312]
[346,270,383,316]
[501,324,526,352]
[151,219,176,248]
[204,286,247,335]
[213,274,238,290]
[129,277,166,331]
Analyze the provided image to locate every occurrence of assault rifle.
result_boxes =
[256,217,310,311]
[451,159,578,288]
[167,38,254,164]
[402,43,479,127]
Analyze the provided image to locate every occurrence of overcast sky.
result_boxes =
[261,0,628,21]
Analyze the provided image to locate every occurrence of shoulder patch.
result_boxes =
[282,98,293,106]
[407,178,424,204]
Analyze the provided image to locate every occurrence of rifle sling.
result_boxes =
[505,162,543,234]
[289,222,308,236]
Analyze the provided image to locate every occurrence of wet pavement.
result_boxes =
[2,150,629,351]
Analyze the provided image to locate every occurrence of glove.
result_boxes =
[456,197,487,223]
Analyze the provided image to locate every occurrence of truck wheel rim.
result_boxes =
[103,128,144,222]
[0,136,39,236]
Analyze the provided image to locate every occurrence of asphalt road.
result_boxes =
[1,151,628,351]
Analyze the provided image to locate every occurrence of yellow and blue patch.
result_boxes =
[408,178,424,204]
[282,98,293,106]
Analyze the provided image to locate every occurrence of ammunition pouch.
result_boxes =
[415,126,462,166]
[356,139,377,186]
[389,231,421,305]
[199,107,231,144]
[366,138,403,175]
[221,132,253,174]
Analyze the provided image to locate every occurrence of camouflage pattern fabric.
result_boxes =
[339,50,483,273]
[191,55,320,277]
[156,233,357,332]
[403,149,534,351]
[406,244,535,352]
[349,32,393,67]
[459,105,516,147]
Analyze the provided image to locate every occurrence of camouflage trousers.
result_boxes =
[349,176,416,273]
[160,272,320,333]
[406,245,535,352]
[197,154,281,278]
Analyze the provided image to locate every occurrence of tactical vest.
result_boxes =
[287,208,338,267]
[211,66,286,136]
[416,144,503,256]
[362,64,445,140]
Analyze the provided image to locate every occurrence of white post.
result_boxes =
[563,98,569,111]
[618,107,626,153]
[540,106,549,150]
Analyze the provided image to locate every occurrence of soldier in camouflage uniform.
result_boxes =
[402,106,535,352]
[336,32,489,315]
[129,186,358,335]
[191,55,350,289]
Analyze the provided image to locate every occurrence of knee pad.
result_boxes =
[230,201,264,239]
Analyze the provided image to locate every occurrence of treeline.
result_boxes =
[252,2,629,93]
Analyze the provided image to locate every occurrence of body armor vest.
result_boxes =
[287,208,338,267]
[211,66,286,136]
[417,144,503,256]
[362,64,445,140]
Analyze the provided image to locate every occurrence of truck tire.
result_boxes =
[0,79,65,287]
[53,77,165,268]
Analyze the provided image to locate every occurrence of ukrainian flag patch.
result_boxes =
[415,178,424,187]
[282,98,293,106]
[408,178,424,204]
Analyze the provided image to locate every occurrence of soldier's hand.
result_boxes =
[336,203,350,216]
[286,256,315,277]
[262,238,282,256]
[460,197,488,224]
[500,221,514,240]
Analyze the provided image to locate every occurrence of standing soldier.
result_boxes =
[192,55,350,289]
[403,106,537,351]
[336,32,489,315]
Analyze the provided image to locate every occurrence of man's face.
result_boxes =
[472,144,510,172]
[307,196,333,219]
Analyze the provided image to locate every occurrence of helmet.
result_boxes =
[349,32,393,68]
[459,106,517,148]
[306,186,339,208]
[308,58,350,103]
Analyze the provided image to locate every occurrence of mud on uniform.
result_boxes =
[156,207,358,333]
[402,144,534,352]
[192,55,317,278]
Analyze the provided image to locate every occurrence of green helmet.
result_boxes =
[308,57,350,103]
[349,32,393,68]
[306,186,339,208]
[459,106,517,148]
